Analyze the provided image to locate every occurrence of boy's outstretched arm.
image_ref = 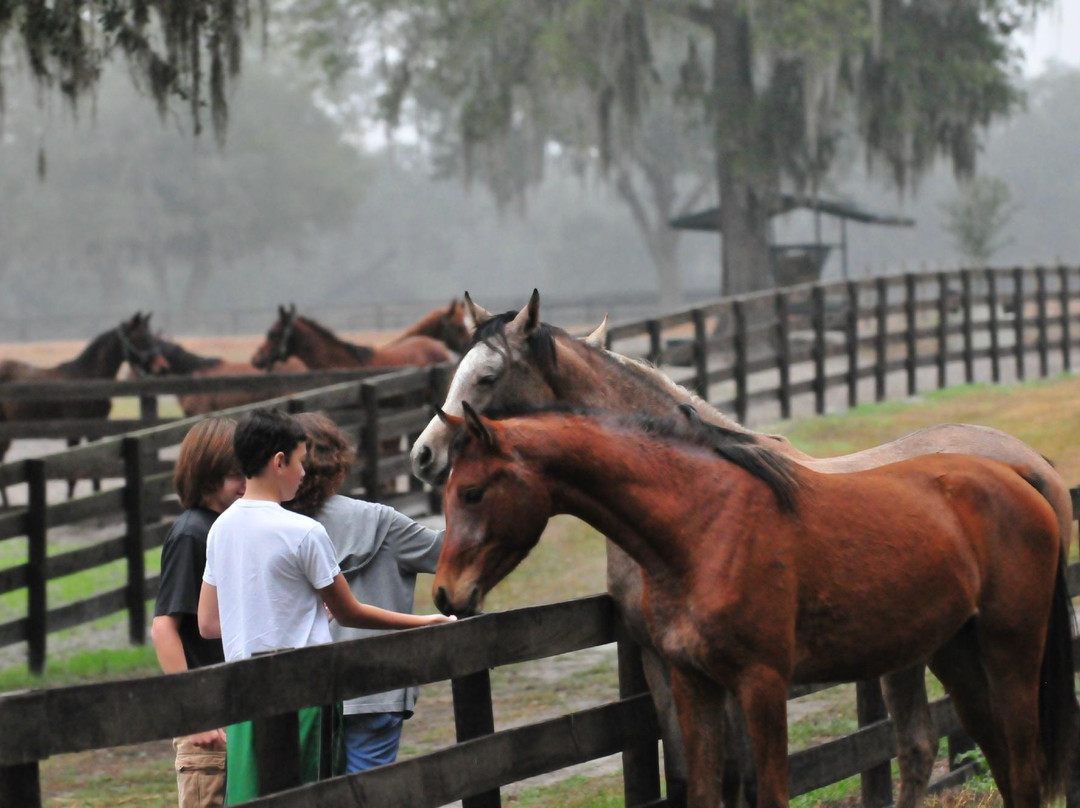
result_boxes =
[198,582,222,639]
[319,575,454,629]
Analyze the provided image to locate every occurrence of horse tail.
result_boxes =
[1019,469,1078,799]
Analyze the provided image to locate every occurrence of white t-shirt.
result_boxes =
[203,499,341,662]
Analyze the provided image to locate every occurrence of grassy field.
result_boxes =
[7,373,1077,806]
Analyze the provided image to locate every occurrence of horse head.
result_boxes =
[412,289,561,484]
[439,298,473,354]
[118,312,167,376]
[252,304,298,370]
[432,403,551,617]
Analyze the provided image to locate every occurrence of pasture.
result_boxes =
[3,372,1076,807]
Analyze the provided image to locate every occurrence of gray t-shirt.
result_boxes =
[318,495,444,715]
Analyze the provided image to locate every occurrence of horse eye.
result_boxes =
[478,374,498,386]
[463,487,485,505]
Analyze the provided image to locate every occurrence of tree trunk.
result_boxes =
[712,0,776,297]
[615,166,684,311]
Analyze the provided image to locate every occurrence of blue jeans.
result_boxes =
[343,712,404,773]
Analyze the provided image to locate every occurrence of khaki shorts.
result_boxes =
[174,736,226,808]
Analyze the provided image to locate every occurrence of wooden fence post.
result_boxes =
[812,286,826,414]
[988,269,1001,383]
[875,277,888,401]
[1060,265,1072,373]
[733,300,748,423]
[1036,266,1049,377]
[937,273,948,389]
[360,381,381,501]
[617,624,662,807]
[776,292,792,419]
[452,670,501,808]
[252,711,302,796]
[0,762,41,808]
[905,273,917,395]
[122,437,147,646]
[846,282,859,408]
[692,309,709,400]
[26,458,47,675]
[855,680,892,808]
[138,394,158,423]
[961,270,974,383]
[647,320,663,366]
[1013,267,1025,381]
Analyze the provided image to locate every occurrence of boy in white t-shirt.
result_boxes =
[197,407,452,803]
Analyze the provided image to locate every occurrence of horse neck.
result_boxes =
[511,417,734,576]
[59,331,125,378]
[163,344,222,374]
[397,312,439,341]
[294,321,372,368]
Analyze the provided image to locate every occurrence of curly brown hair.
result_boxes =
[285,411,356,518]
[173,417,239,510]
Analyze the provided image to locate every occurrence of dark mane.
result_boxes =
[471,313,558,374]
[57,327,122,374]
[470,404,800,514]
[156,339,223,373]
[297,316,375,364]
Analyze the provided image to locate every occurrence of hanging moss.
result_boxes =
[0,0,264,144]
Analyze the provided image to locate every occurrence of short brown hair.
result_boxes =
[173,417,239,510]
[286,411,356,518]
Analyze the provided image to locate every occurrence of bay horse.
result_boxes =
[410,290,1076,808]
[251,304,453,371]
[434,403,1076,808]
[0,312,162,504]
[389,299,472,354]
[132,336,309,416]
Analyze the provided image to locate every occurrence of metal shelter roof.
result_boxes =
[669,193,916,231]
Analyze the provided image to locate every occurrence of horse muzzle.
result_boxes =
[433,584,483,618]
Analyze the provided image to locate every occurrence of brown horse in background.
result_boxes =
[411,290,1076,808]
[435,404,1076,808]
[251,304,452,370]
[133,336,308,416]
[0,312,161,504]
[389,299,472,354]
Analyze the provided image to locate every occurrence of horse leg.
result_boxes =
[669,665,728,807]
[928,622,1014,805]
[640,646,689,807]
[733,664,791,808]
[881,665,936,808]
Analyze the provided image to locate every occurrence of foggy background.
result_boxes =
[1,5,1077,342]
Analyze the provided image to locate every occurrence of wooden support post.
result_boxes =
[692,309,709,400]
[776,292,791,419]
[360,382,381,501]
[733,300,748,423]
[905,273,917,396]
[26,458,47,675]
[845,282,859,408]
[1060,265,1072,372]
[812,286,826,414]
[1013,266,1025,381]
[452,670,501,808]
[253,711,302,796]
[647,320,663,366]
[937,273,948,389]
[617,624,662,807]
[961,270,974,383]
[1036,266,1049,377]
[856,680,892,808]
[0,762,42,808]
[138,394,158,422]
[988,269,1001,383]
[875,277,888,401]
[122,437,147,646]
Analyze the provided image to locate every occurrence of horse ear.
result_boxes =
[678,402,701,424]
[510,289,540,334]
[436,407,464,429]
[583,314,609,348]
[461,401,496,447]
[463,292,492,330]
[278,304,288,318]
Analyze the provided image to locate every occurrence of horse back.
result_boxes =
[373,335,451,366]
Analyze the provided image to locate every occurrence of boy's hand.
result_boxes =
[190,728,227,750]
[426,614,457,625]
